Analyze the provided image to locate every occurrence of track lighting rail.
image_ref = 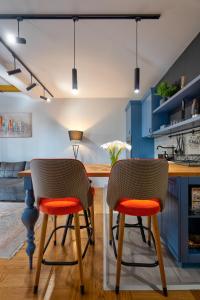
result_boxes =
[0,37,54,97]
[0,14,160,20]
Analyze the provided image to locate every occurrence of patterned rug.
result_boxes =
[103,204,200,291]
[0,202,40,259]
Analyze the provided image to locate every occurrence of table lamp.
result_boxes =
[68,130,83,159]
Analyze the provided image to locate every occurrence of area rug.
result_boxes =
[0,202,40,259]
[103,202,200,291]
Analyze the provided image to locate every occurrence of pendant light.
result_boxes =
[134,18,141,94]
[72,18,78,95]
[7,57,21,75]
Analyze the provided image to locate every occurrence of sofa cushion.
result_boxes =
[0,162,26,178]
[0,178,24,202]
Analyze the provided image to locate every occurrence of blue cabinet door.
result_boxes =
[125,100,154,158]
[142,94,152,137]
[126,103,131,141]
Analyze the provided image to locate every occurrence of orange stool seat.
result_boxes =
[39,197,83,215]
[115,198,160,216]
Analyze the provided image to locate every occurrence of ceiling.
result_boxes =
[0,0,199,99]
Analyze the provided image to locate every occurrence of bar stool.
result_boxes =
[107,159,168,295]
[30,158,95,295]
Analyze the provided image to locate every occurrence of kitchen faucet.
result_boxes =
[157,145,176,160]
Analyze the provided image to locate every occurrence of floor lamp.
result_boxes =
[68,130,83,159]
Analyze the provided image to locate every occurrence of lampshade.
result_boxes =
[68,130,83,141]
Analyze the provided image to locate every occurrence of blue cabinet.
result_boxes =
[142,88,168,138]
[160,176,200,266]
[125,100,154,158]
[159,177,181,262]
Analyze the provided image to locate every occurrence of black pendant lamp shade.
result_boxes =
[72,68,78,90]
[134,67,140,93]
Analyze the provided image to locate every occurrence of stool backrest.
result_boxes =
[30,159,90,209]
[107,159,168,211]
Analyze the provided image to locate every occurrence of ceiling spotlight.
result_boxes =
[26,75,37,91]
[27,82,37,91]
[134,18,141,94]
[16,17,26,44]
[7,57,21,75]
[40,89,51,103]
[72,18,78,95]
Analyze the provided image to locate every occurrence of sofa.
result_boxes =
[0,161,28,202]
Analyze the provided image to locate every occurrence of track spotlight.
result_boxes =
[27,82,37,91]
[26,75,37,91]
[16,17,26,44]
[7,57,21,75]
[40,89,51,103]
[72,18,78,95]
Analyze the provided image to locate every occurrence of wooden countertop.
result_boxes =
[18,162,200,178]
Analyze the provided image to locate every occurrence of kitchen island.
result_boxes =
[19,162,200,268]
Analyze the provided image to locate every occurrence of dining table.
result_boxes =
[18,162,200,269]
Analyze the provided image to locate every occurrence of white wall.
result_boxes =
[0,93,128,185]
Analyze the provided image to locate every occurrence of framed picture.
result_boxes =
[0,113,32,138]
[191,187,200,214]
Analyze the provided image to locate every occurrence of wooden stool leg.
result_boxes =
[54,215,57,246]
[147,216,151,246]
[109,208,113,245]
[115,213,125,294]
[33,214,48,294]
[74,213,84,294]
[152,215,168,296]
[90,203,95,244]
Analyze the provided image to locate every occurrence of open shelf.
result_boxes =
[152,115,200,136]
[188,215,200,218]
[188,248,200,254]
[153,74,200,114]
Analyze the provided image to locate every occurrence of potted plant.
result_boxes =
[156,81,179,105]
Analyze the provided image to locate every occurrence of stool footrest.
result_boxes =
[42,222,93,267]
[111,223,159,268]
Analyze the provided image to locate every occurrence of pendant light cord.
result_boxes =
[73,18,76,68]
[135,19,138,68]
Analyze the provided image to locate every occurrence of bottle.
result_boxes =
[191,97,200,118]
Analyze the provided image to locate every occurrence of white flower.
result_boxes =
[100,140,131,166]
[101,140,131,151]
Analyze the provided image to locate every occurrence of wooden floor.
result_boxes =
[0,188,200,300]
